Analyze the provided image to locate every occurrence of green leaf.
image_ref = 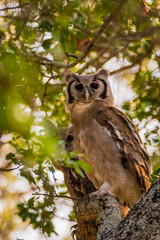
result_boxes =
[42,39,53,50]
[43,221,55,236]
[74,165,85,177]
[77,160,93,172]
[39,19,54,32]
[0,29,5,39]
[69,210,75,221]
[150,168,160,184]
[6,152,15,160]
[20,168,36,185]
[58,191,68,196]
[28,197,34,208]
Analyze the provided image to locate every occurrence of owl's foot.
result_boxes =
[71,224,78,240]
[87,182,119,202]
[87,190,119,202]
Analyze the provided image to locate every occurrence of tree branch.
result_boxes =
[77,48,108,74]
[21,1,127,69]
[14,8,31,40]
[76,25,160,74]
[73,178,160,240]
[0,165,20,171]
[74,194,122,240]
[98,177,160,240]
[119,26,160,42]
[0,2,30,11]
[96,42,129,70]
[109,42,155,75]
[32,192,80,201]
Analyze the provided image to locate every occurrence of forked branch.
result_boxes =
[21,1,127,69]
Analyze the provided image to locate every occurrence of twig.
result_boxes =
[119,26,160,42]
[0,2,30,11]
[32,192,80,201]
[73,23,91,36]
[41,78,52,115]
[96,42,129,70]
[66,52,79,59]
[110,62,138,75]
[0,15,25,20]
[110,43,155,76]
[0,15,37,23]
[77,42,129,74]
[77,48,108,74]
[14,8,31,40]
[77,25,160,74]
[41,71,62,116]
[0,165,20,172]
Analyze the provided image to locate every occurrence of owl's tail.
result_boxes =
[119,204,129,218]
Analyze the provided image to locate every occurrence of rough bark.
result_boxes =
[74,177,160,240]
[74,194,122,240]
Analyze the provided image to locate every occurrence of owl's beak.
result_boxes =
[85,87,89,102]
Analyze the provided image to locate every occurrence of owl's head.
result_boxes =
[65,69,114,111]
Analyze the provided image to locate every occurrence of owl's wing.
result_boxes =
[58,126,96,201]
[95,106,151,193]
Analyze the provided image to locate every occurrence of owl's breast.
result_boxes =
[73,115,122,186]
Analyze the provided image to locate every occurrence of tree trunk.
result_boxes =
[74,177,160,240]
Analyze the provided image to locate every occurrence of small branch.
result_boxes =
[41,70,61,116]
[0,15,24,20]
[0,15,37,23]
[14,8,31,40]
[65,52,79,59]
[110,62,137,75]
[77,24,159,74]
[73,23,91,36]
[77,48,108,74]
[0,165,20,172]
[32,192,80,201]
[41,78,52,114]
[0,2,30,11]
[119,26,160,42]
[109,43,156,75]
[96,42,129,70]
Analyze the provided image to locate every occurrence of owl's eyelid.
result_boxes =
[96,78,104,82]
[75,81,82,85]
[75,82,84,92]
[92,80,98,83]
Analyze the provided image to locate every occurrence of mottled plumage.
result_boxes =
[65,69,152,215]
[59,126,96,201]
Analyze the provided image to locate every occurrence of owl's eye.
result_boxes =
[90,82,99,90]
[66,134,74,142]
[75,83,84,92]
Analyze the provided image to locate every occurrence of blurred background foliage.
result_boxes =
[0,0,160,239]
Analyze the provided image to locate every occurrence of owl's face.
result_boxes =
[65,69,114,110]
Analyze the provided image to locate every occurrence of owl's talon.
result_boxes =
[71,224,78,240]
[87,190,118,202]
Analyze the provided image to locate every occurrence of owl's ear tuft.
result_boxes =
[65,73,77,83]
[65,74,73,83]
[96,69,109,77]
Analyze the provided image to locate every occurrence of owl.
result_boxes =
[58,126,96,201]
[65,69,152,216]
